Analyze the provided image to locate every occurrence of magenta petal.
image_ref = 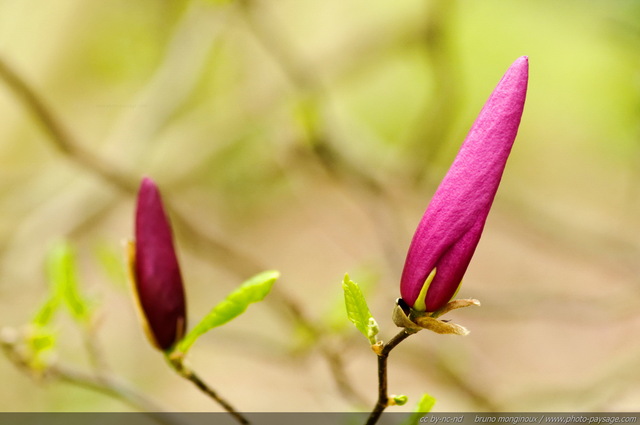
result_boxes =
[134,177,187,350]
[400,57,529,311]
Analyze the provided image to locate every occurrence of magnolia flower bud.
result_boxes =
[400,56,529,312]
[130,177,186,351]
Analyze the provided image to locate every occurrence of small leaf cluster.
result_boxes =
[19,241,95,370]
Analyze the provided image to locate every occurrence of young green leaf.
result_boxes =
[32,297,60,327]
[93,242,127,288]
[25,325,58,371]
[326,269,379,335]
[175,270,279,355]
[27,326,56,354]
[415,393,436,412]
[342,274,379,344]
[47,241,91,322]
[402,393,437,425]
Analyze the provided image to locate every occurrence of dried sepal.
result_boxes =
[392,298,422,334]
[432,298,481,319]
[124,239,163,350]
[411,315,469,336]
[393,297,481,336]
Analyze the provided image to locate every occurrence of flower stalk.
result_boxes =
[365,329,413,425]
[166,354,250,425]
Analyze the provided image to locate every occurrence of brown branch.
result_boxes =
[167,357,249,425]
[366,330,413,425]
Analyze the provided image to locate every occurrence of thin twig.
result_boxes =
[0,57,137,193]
[366,329,413,425]
[82,315,113,376]
[237,0,382,188]
[168,358,249,425]
[100,1,230,166]
[407,1,461,184]
[431,354,502,411]
[0,333,169,417]
[320,343,370,408]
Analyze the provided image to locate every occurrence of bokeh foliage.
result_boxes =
[1,0,639,412]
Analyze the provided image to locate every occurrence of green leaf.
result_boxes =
[46,241,91,322]
[402,393,436,425]
[342,274,379,344]
[325,268,379,335]
[27,326,56,354]
[25,325,58,371]
[415,393,436,412]
[176,270,279,354]
[93,242,126,288]
[32,297,61,327]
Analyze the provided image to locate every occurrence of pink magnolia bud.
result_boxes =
[400,57,529,312]
[132,177,186,350]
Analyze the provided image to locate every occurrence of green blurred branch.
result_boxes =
[238,0,387,188]
[0,58,137,193]
[0,47,366,409]
[238,0,409,269]
[0,54,286,308]
[100,1,232,166]
[431,353,502,411]
[407,0,462,183]
[0,327,168,416]
[236,2,407,406]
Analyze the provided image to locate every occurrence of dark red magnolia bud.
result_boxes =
[130,177,186,351]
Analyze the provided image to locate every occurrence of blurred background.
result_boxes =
[1,0,639,413]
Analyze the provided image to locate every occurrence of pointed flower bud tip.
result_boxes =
[132,177,187,351]
[400,56,528,312]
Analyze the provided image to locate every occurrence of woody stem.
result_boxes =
[366,329,414,425]
[168,357,249,425]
